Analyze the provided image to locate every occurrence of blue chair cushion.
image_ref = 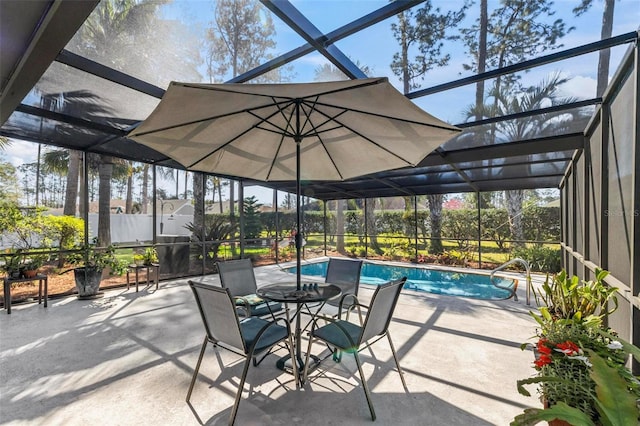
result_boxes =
[240,317,289,353]
[313,320,362,352]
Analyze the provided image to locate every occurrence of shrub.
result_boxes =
[512,245,561,273]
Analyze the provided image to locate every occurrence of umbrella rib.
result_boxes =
[307,101,417,166]
[185,101,296,169]
[297,102,345,180]
[299,107,349,139]
[265,99,297,180]
[130,99,294,137]
[253,96,298,137]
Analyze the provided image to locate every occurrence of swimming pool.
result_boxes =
[285,261,516,300]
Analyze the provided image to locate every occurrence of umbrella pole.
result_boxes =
[295,132,303,377]
[295,139,302,290]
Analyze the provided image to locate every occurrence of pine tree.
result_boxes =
[243,196,263,239]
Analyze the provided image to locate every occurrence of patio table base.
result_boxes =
[276,353,321,377]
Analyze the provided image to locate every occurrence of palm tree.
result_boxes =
[467,73,590,244]
[0,136,11,150]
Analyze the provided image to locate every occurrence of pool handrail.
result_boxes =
[490,258,531,305]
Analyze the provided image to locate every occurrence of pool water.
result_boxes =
[285,261,516,300]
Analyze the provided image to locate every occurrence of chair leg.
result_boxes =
[229,354,253,426]
[386,331,407,388]
[353,351,376,421]
[302,333,314,385]
[287,330,299,387]
[186,336,209,402]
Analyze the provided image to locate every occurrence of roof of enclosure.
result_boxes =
[1,1,638,200]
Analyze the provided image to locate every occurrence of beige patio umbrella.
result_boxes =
[128,77,459,288]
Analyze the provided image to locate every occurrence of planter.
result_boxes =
[548,420,571,426]
[22,269,38,279]
[542,400,572,426]
[73,267,104,299]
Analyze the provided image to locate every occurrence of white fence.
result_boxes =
[88,213,193,244]
[0,213,194,250]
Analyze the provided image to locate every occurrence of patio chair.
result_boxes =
[186,280,297,426]
[217,258,282,318]
[322,257,363,316]
[302,277,408,421]
[300,258,364,334]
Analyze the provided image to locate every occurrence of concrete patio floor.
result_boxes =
[1,260,543,425]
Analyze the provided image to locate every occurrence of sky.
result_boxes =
[3,0,639,205]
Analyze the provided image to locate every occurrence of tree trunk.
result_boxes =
[428,194,443,254]
[596,0,615,97]
[400,12,410,95]
[336,199,345,253]
[229,179,236,252]
[141,164,149,214]
[506,189,524,247]
[97,157,113,246]
[64,150,81,216]
[475,0,488,121]
[365,198,381,254]
[218,179,224,213]
[193,172,205,240]
[175,169,179,198]
[184,170,188,198]
[125,171,133,214]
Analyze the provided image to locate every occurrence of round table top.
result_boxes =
[256,282,341,303]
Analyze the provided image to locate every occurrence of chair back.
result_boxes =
[359,277,407,343]
[324,258,363,307]
[188,280,246,353]
[217,258,257,297]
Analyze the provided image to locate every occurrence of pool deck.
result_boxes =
[1,259,545,425]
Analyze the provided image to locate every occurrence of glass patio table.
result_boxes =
[256,282,341,384]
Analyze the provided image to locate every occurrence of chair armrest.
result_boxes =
[246,317,292,357]
[233,296,251,317]
[308,315,359,349]
[338,296,368,325]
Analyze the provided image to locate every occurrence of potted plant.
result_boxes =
[65,242,127,298]
[512,268,640,425]
[133,254,145,266]
[1,250,24,279]
[142,247,158,266]
[21,254,47,278]
[513,323,640,426]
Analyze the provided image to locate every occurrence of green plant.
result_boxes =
[532,268,617,329]
[513,324,640,426]
[133,254,145,265]
[512,268,640,425]
[512,245,561,273]
[185,216,236,263]
[1,250,24,276]
[22,254,47,271]
[142,247,158,265]
[66,242,127,275]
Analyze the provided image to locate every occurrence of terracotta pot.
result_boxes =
[548,420,572,426]
[22,269,38,279]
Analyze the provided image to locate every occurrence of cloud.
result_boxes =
[3,139,37,167]
[558,75,597,99]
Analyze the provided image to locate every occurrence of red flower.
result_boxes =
[556,341,580,356]
[534,354,552,369]
[537,338,553,355]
